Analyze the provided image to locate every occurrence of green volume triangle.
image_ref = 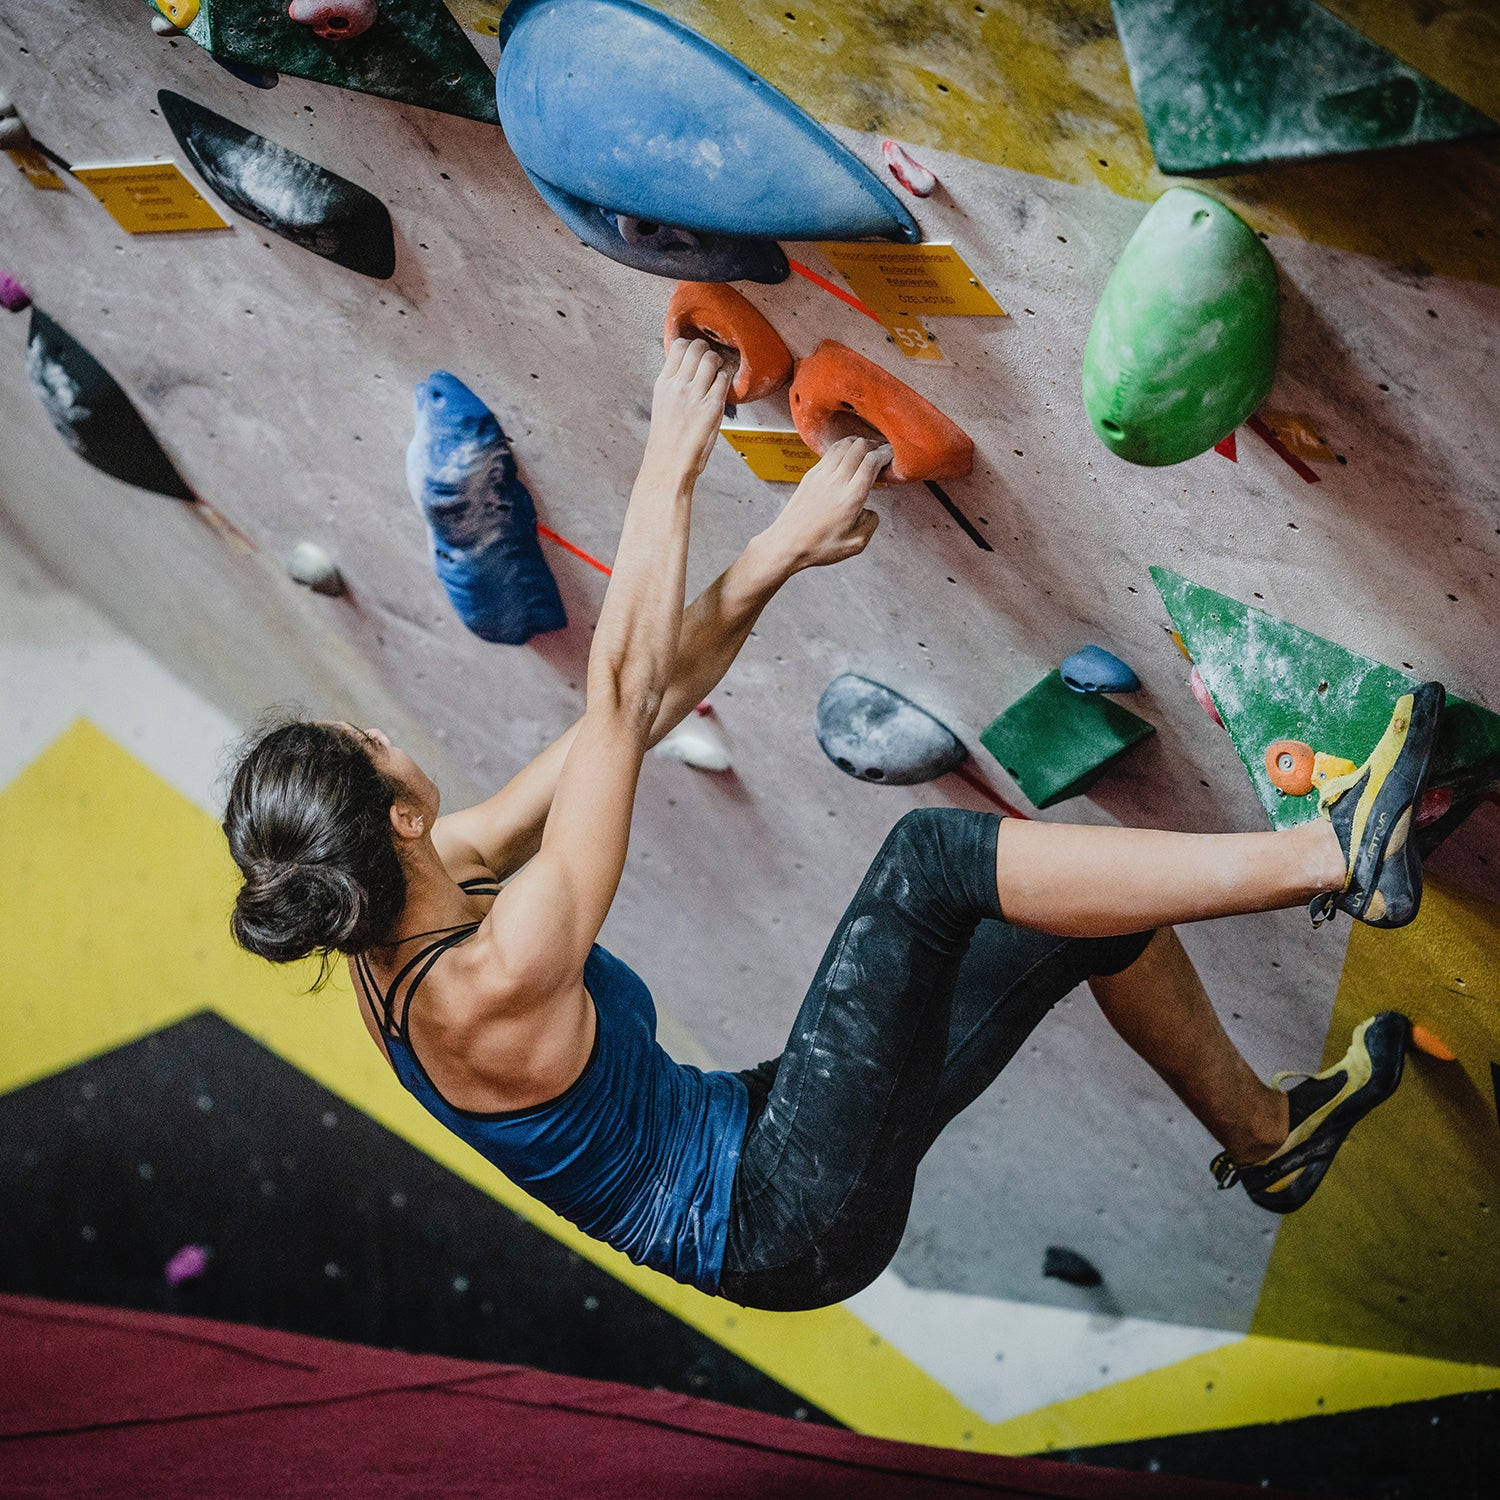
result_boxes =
[1152,567,1500,832]
[154,0,497,123]
[1111,0,1496,174]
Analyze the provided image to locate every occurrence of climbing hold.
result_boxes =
[880,139,937,198]
[523,170,789,284]
[286,0,376,42]
[1083,188,1278,467]
[154,0,199,27]
[163,1244,210,1286]
[790,341,973,483]
[663,283,793,405]
[1043,1246,1102,1288]
[1409,1025,1458,1062]
[151,11,185,34]
[0,87,30,152]
[980,671,1155,809]
[496,0,919,247]
[1154,567,1500,841]
[816,674,967,786]
[406,372,567,646]
[161,0,492,120]
[1112,0,1496,175]
[1310,752,1357,794]
[158,92,395,279]
[1169,629,1192,663]
[26,309,195,501]
[1189,665,1223,728]
[1417,785,1455,828]
[286,541,345,596]
[1060,645,1140,695]
[1265,739,1316,797]
[653,712,732,773]
[0,269,30,313]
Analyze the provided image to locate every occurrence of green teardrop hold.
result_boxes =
[1082,188,1278,467]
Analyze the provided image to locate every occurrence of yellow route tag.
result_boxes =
[818,241,1005,320]
[443,0,504,34]
[882,315,944,363]
[718,428,820,483]
[6,145,65,191]
[71,160,229,234]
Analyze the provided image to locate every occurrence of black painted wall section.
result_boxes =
[0,1012,832,1424]
[1057,1388,1499,1499]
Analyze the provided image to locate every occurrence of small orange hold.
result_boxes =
[664,282,793,405]
[1410,1025,1458,1061]
[789,340,974,483]
[1266,739,1316,796]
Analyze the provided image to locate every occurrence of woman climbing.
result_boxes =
[223,339,1441,1311]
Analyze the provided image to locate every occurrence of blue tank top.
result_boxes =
[356,886,748,1295]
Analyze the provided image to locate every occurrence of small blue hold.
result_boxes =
[1060,645,1140,694]
[407,372,567,646]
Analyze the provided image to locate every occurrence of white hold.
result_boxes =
[880,138,937,198]
[654,714,731,773]
[151,12,185,33]
[286,541,345,596]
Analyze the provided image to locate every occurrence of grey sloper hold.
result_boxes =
[157,90,395,279]
[816,673,967,786]
[26,309,194,500]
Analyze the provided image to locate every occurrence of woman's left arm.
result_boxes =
[434,437,885,881]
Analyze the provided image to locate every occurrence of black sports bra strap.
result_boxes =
[460,876,502,893]
[394,924,479,1036]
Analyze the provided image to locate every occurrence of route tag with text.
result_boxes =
[718,428,820,483]
[71,160,230,234]
[818,241,1005,320]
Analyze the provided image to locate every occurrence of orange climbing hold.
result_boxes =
[1266,739,1316,796]
[1410,1025,1458,1061]
[663,282,793,405]
[789,340,974,483]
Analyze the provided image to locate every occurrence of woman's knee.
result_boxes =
[874,808,1002,919]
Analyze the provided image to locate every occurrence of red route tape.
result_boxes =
[1247,413,1321,484]
[537,523,612,576]
[786,257,887,326]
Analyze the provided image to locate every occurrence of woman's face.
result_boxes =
[336,723,440,822]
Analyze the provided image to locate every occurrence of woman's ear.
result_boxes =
[389,799,426,842]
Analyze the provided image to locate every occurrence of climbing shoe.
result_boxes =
[1308,681,1445,929]
[1210,1011,1408,1214]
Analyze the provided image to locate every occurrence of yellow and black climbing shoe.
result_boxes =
[1210,1012,1408,1214]
[1309,681,1445,930]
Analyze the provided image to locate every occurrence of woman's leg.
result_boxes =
[1087,929,1288,1163]
[992,818,1345,938]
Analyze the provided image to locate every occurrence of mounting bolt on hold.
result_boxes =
[287,0,377,41]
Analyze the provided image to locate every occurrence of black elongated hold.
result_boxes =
[26,309,194,501]
[1043,1245,1103,1288]
[524,170,789,285]
[158,90,395,279]
[815,673,967,786]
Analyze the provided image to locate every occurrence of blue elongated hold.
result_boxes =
[1060,645,1141,694]
[524,169,789,285]
[26,309,194,501]
[406,373,567,646]
[159,91,395,279]
[816,673,967,786]
[497,0,920,245]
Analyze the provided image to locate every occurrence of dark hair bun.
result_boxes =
[232,859,366,964]
[222,718,409,974]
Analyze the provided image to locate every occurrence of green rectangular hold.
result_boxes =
[1152,567,1500,834]
[979,671,1155,810]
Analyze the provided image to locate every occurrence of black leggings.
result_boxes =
[718,808,1153,1312]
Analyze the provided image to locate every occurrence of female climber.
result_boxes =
[223,338,1441,1311]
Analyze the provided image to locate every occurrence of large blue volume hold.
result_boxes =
[406,372,567,646]
[496,0,920,244]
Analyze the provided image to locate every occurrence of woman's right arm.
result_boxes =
[478,340,729,995]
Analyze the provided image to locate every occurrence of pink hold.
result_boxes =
[286,0,376,41]
[1416,785,1453,828]
[1189,666,1223,728]
[880,139,937,198]
[693,700,713,717]
[164,1244,210,1286]
[0,269,29,314]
